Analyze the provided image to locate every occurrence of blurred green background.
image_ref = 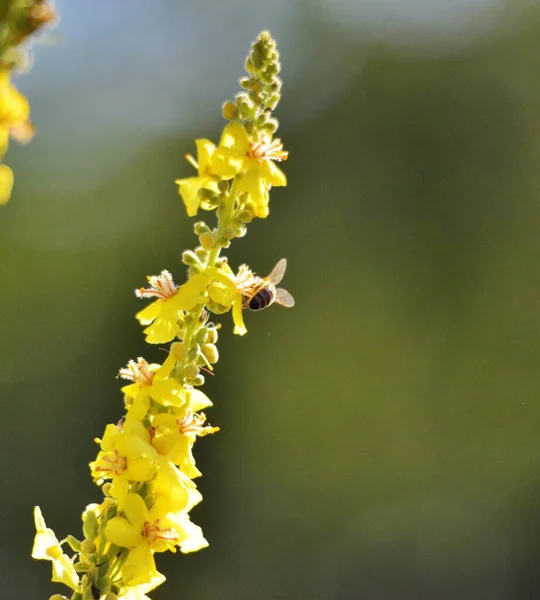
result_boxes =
[3,1,540,598]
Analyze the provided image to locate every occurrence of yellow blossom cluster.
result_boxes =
[0,0,56,204]
[32,31,292,600]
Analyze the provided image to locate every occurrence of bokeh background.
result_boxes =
[2,1,540,598]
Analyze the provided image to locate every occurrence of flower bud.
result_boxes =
[81,539,96,555]
[223,226,237,240]
[184,364,200,380]
[263,118,279,134]
[102,483,113,496]
[237,210,253,223]
[171,342,187,362]
[199,232,216,251]
[244,57,256,75]
[207,327,219,344]
[237,95,252,115]
[195,247,208,261]
[188,343,200,362]
[194,221,210,236]
[192,374,205,386]
[182,250,202,268]
[244,200,257,215]
[222,101,239,120]
[195,327,209,345]
[82,507,99,541]
[202,343,219,364]
[251,49,264,69]
[50,595,70,600]
[256,112,269,127]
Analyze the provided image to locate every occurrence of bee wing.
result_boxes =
[275,287,295,308]
[268,258,287,285]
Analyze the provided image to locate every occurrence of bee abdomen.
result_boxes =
[248,287,275,311]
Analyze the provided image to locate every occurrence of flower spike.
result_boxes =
[32,31,293,599]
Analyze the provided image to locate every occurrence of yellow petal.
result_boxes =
[154,351,177,380]
[172,274,210,311]
[125,493,149,529]
[105,517,142,548]
[210,148,244,179]
[100,424,121,452]
[195,139,216,173]
[263,160,287,187]
[136,300,163,325]
[187,389,213,411]
[51,554,80,590]
[219,122,250,153]
[0,164,13,205]
[177,177,202,217]
[126,390,150,421]
[125,457,157,482]
[121,383,140,398]
[109,476,130,509]
[207,282,236,306]
[32,508,63,561]
[122,543,158,586]
[150,379,186,407]
[143,319,180,345]
[232,296,247,336]
[174,438,201,479]
[166,513,208,553]
[124,571,166,598]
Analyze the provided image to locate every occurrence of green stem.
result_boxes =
[179,179,239,382]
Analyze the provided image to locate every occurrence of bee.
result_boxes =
[240,258,295,311]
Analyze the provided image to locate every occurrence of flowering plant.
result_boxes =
[32,31,292,600]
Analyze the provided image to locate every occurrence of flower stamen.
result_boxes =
[248,135,288,162]
[177,409,219,438]
[118,357,155,385]
[143,519,179,545]
[96,450,127,477]
[136,270,178,300]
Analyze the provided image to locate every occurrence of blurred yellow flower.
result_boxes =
[0,71,34,204]
[32,507,80,591]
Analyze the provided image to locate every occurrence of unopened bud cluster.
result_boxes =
[32,31,292,600]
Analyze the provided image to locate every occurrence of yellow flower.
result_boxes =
[0,164,13,205]
[119,354,185,421]
[210,122,287,218]
[152,388,217,478]
[0,71,33,151]
[175,139,220,216]
[0,72,34,205]
[153,460,203,513]
[32,507,80,591]
[122,571,166,600]
[89,421,158,486]
[105,493,206,585]
[206,264,246,335]
[136,271,209,343]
